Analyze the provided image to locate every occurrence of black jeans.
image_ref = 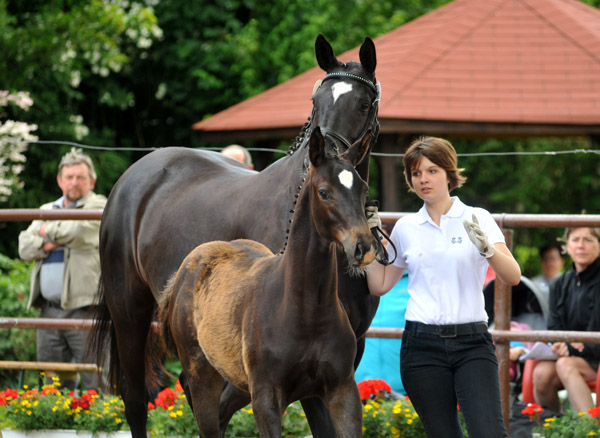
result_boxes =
[401,321,507,438]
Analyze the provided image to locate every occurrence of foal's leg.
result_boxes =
[219,382,251,437]
[251,385,283,438]
[300,397,337,437]
[324,380,363,438]
[180,350,224,438]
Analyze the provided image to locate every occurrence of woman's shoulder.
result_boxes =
[395,211,422,226]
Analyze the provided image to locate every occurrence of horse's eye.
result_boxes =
[361,102,370,113]
[318,189,331,200]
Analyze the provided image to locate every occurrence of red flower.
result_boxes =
[148,402,155,411]
[588,406,600,418]
[521,403,544,420]
[357,379,392,401]
[154,387,179,410]
[0,388,19,405]
[86,389,98,397]
[71,393,93,410]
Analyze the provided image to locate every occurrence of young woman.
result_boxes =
[367,136,521,438]
[533,227,600,413]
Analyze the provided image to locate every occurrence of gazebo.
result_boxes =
[193,0,600,211]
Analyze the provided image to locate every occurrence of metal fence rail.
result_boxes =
[2,208,600,431]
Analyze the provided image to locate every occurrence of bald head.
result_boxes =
[221,145,254,169]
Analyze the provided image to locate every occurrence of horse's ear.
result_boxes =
[341,131,374,168]
[315,34,339,72]
[359,37,377,77]
[309,126,326,167]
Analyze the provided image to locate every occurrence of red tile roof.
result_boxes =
[193,0,600,136]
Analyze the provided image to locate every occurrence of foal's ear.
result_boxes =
[309,126,327,167]
[341,131,373,167]
[315,34,339,72]
[359,37,377,77]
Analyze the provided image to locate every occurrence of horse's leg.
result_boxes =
[178,371,193,411]
[300,397,337,437]
[109,286,155,438]
[250,386,283,438]
[219,382,251,438]
[324,380,363,438]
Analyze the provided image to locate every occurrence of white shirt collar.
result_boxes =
[416,196,466,225]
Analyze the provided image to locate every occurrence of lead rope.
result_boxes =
[366,199,397,266]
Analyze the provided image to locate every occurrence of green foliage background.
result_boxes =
[0,254,38,388]
[0,0,599,368]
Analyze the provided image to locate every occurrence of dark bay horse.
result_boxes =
[91,34,381,438]
[158,127,376,438]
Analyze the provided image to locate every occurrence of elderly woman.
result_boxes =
[533,227,600,412]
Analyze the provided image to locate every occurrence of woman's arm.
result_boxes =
[487,242,521,286]
[367,262,406,296]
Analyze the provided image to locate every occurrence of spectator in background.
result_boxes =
[532,242,565,301]
[533,226,600,413]
[18,148,106,391]
[221,144,254,169]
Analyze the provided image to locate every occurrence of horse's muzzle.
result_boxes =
[352,238,377,267]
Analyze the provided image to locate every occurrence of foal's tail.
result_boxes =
[156,274,178,362]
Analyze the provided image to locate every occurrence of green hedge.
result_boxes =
[0,253,38,388]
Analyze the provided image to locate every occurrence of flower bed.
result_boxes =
[522,402,600,437]
[4,377,598,437]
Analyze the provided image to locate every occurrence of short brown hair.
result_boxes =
[402,136,466,192]
[58,147,96,180]
[560,227,600,253]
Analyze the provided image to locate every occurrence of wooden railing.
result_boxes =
[2,209,600,430]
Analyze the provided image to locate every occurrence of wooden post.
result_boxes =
[495,228,513,433]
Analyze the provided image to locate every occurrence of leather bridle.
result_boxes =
[313,71,381,153]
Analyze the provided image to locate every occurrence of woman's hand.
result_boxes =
[463,214,495,258]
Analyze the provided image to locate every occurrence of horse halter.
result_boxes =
[315,71,381,153]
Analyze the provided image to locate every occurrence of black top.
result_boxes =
[548,257,600,360]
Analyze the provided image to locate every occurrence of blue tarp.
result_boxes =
[355,272,409,394]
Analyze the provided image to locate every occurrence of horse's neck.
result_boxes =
[281,187,339,307]
[250,145,310,251]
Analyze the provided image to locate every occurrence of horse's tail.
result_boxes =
[88,278,120,394]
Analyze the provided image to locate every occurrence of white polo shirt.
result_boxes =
[390,197,505,325]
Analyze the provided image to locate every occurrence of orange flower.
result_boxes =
[42,387,59,396]
[175,380,184,393]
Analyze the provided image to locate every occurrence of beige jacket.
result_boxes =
[18,191,107,310]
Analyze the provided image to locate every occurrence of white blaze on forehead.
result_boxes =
[331,82,352,104]
[338,169,354,189]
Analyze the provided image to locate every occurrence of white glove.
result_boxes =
[366,205,381,230]
[463,214,495,258]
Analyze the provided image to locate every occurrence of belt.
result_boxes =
[405,320,488,338]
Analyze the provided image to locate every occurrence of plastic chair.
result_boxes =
[521,359,600,406]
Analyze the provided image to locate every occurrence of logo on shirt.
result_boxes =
[451,236,463,244]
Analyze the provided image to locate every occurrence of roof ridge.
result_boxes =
[380,0,505,109]
[523,0,600,64]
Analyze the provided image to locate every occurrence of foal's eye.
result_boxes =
[318,189,331,200]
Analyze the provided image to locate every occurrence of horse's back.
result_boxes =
[100,147,262,298]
